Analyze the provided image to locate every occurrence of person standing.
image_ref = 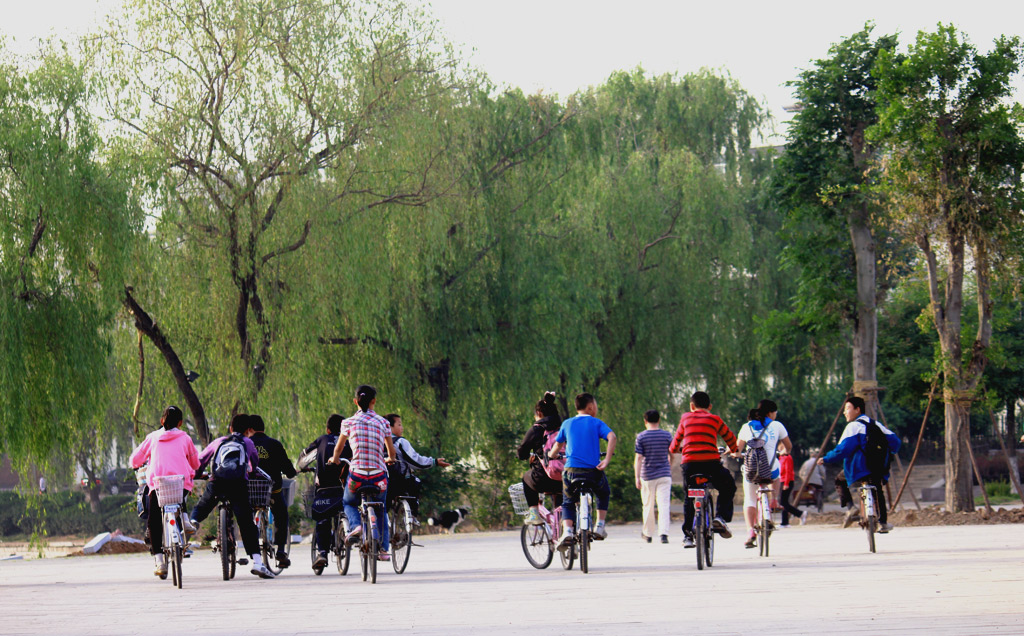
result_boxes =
[634,410,673,543]
[669,391,739,548]
[550,393,617,549]
[249,414,297,569]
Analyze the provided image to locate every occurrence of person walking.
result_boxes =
[634,409,673,543]
[778,448,807,527]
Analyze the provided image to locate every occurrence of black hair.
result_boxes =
[757,399,778,418]
[326,413,343,435]
[230,413,249,434]
[845,396,866,414]
[161,405,183,431]
[384,413,401,427]
[643,409,660,424]
[691,391,711,409]
[574,393,596,411]
[536,392,560,419]
[355,384,377,412]
[748,408,760,421]
[249,414,265,432]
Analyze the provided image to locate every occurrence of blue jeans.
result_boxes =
[343,473,390,552]
[560,468,610,525]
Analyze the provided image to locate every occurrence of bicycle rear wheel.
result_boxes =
[521,523,553,569]
[705,502,715,568]
[311,536,323,575]
[218,506,232,581]
[391,502,412,574]
[172,545,183,589]
[335,516,350,575]
[367,521,378,584]
[260,510,279,575]
[578,529,589,574]
[695,514,705,571]
[866,515,877,553]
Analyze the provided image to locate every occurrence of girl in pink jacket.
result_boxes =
[129,405,200,577]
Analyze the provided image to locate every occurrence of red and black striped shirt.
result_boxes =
[668,410,738,463]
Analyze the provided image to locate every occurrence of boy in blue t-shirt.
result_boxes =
[634,409,673,543]
[548,393,618,549]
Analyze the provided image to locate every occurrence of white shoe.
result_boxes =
[592,524,607,540]
[251,562,275,579]
[153,554,168,577]
[555,531,573,552]
[800,510,809,526]
[878,522,895,534]
[182,515,196,533]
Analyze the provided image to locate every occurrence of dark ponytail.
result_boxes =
[355,384,377,412]
[535,391,560,421]
[161,405,183,431]
[755,399,778,425]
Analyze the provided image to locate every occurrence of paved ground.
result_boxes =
[2,521,1022,635]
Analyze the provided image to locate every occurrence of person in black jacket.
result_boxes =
[517,392,563,526]
[304,414,351,569]
[249,414,297,569]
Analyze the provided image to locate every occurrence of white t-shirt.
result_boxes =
[738,419,789,479]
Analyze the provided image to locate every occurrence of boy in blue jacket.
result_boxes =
[819,396,901,532]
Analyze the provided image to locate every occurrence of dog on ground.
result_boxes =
[427,508,469,533]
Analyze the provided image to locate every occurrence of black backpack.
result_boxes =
[863,418,891,478]
[213,433,249,480]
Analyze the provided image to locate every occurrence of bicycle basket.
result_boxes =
[280,478,296,507]
[154,474,184,507]
[508,482,531,516]
[248,475,272,508]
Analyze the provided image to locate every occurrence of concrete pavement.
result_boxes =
[2,522,1023,635]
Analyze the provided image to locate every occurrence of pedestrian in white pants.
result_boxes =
[634,410,674,543]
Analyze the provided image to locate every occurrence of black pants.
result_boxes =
[147,489,190,556]
[522,467,564,508]
[387,471,423,517]
[780,482,803,525]
[836,475,888,524]
[270,490,288,554]
[682,461,736,537]
[192,478,260,556]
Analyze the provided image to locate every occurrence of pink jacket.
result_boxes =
[130,427,201,492]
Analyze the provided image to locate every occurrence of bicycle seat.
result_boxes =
[566,478,593,497]
[355,484,381,496]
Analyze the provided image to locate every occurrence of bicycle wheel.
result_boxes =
[368,521,378,584]
[521,523,554,569]
[559,541,575,570]
[695,513,705,571]
[391,503,412,574]
[173,544,183,589]
[578,529,589,574]
[866,515,877,553]
[219,506,232,581]
[705,505,715,568]
[337,517,351,575]
[759,494,770,558]
[260,510,279,575]
[311,536,323,575]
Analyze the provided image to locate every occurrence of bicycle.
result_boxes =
[249,469,288,575]
[194,473,248,581]
[686,473,716,570]
[562,470,604,575]
[754,480,774,557]
[351,483,387,584]
[858,482,879,553]
[307,484,351,576]
[388,495,418,574]
[153,474,187,589]
[508,483,574,570]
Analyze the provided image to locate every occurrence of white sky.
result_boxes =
[4,0,1023,143]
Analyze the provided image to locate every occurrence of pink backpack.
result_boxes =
[541,428,564,480]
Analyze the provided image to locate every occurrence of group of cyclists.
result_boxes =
[129,384,446,580]
[129,382,901,582]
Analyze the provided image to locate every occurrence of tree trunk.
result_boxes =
[943,397,975,511]
[849,203,879,417]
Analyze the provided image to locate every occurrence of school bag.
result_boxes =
[743,424,773,484]
[212,433,249,480]
[541,428,565,480]
[863,418,891,479]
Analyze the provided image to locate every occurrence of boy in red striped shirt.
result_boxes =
[668,391,740,548]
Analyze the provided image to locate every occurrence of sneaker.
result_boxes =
[843,507,861,528]
[312,551,328,570]
[712,517,732,538]
[592,525,607,540]
[345,526,362,545]
[411,517,422,528]
[153,554,168,577]
[251,562,275,579]
[660,534,669,544]
[555,530,573,552]
[800,510,809,526]
[878,522,894,534]
[524,508,545,526]
[182,515,196,533]
[779,524,790,528]
[744,534,757,549]
[378,550,391,561]
[276,552,291,569]
[682,535,695,549]
[641,533,651,543]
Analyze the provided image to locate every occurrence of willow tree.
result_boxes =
[871,26,1024,511]
[772,26,906,416]
[0,47,140,492]
[96,0,465,431]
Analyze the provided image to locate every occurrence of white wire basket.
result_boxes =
[508,482,530,516]
[280,478,296,507]
[248,473,272,508]
[154,475,184,507]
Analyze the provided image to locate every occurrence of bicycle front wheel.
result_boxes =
[391,503,412,574]
[521,523,553,569]
[218,506,232,581]
[260,511,280,575]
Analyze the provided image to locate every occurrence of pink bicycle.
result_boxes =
[509,483,575,570]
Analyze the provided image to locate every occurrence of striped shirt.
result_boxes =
[341,409,391,477]
[635,429,673,481]
[668,410,738,464]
